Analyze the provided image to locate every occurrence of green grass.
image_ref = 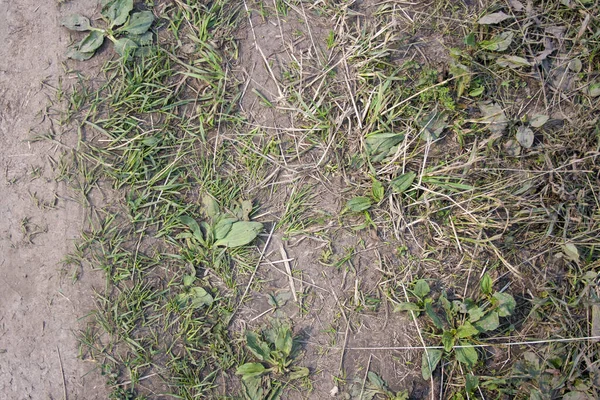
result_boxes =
[46,0,600,398]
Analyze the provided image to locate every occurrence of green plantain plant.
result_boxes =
[61,0,155,60]
[236,320,309,400]
[395,275,516,384]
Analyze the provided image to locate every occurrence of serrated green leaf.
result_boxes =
[78,30,105,54]
[236,362,267,379]
[61,14,92,31]
[102,0,134,27]
[480,273,492,295]
[123,11,154,35]
[455,343,478,367]
[189,287,213,308]
[347,196,372,212]
[413,279,431,299]
[246,331,271,361]
[442,330,455,352]
[493,292,516,317]
[114,37,138,57]
[371,178,384,202]
[394,302,421,312]
[390,172,416,194]
[179,215,203,242]
[289,366,309,380]
[214,221,263,248]
[475,310,499,331]
[421,349,442,380]
[456,321,479,338]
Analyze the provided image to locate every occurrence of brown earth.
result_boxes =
[0,1,107,398]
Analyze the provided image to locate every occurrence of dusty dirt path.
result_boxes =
[0,1,107,398]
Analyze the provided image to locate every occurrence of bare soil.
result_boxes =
[0,1,107,398]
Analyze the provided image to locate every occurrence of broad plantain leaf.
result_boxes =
[493,292,516,317]
[114,37,138,57]
[394,302,421,312]
[425,298,444,330]
[474,310,499,331]
[179,215,204,242]
[66,47,95,61]
[61,14,92,31]
[480,273,492,295]
[365,132,404,162]
[413,279,430,299]
[202,195,220,219]
[246,331,271,361]
[390,172,416,194]
[127,31,153,46]
[189,287,213,308]
[102,0,134,27]
[442,330,455,352]
[421,349,442,380]
[288,366,310,380]
[78,30,105,54]
[466,373,479,392]
[123,11,154,35]
[214,221,263,248]
[456,321,479,338]
[347,196,372,212]
[214,216,237,240]
[371,178,385,202]
[455,342,478,367]
[236,363,267,379]
[275,326,293,357]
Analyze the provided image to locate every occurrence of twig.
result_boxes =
[56,346,68,400]
[279,244,298,302]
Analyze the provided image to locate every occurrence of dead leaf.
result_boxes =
[568,59,582,72]
[497,55,532,68]
[562,243,580,263]
[545,26,566,39]
[508,0,525,11]
[530,114,549,128]
[575,12,590,42]
[516,126,534,148]
[479,102,509,135]
[478,11,512,25]
[585,82,600,97]
[504,139,521,156]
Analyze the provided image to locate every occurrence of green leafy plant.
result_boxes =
[61,0,155,60]
[236,320,309,400]
[178,195,263,250]
[395,275,516,380]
